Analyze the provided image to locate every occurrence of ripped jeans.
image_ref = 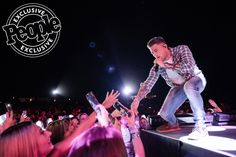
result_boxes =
[158,73,207,128]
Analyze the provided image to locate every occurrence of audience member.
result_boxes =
[0,121,53,157]
[140,115,151,130]
[77,112,88,124]
[67,104,145,157]
[0,90,120,157]
[46,118,74,145]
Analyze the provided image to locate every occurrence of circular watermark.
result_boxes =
[2,3,62,58]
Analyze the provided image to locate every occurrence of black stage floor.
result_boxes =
[140,124,236,157]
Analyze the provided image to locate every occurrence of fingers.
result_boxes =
[6,111,10,118]
[6,111,13,119]
[108,90,120,100]
[102,90,120,109]
[10,111,14,118]
[106,89,120,98]
[106,91,109,99]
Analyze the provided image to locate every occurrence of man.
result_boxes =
[131,36,208,140]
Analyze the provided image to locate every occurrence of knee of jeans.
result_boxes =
[183,82,199,93]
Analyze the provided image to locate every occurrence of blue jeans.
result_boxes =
[158,74,206,128]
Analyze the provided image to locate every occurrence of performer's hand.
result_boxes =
[154,58,165,67]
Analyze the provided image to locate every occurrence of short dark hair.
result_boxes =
[147,36,166,47]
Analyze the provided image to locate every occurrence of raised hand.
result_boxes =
[154,58,165,67]
[2,111,16,132]
[102,90,120,109]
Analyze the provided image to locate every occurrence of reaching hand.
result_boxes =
[102,90,120,109]
[19,114,31,123]
[125,110,135,127]
[208,99,222,112]
[125,110,140,134]
[2,111,16,131]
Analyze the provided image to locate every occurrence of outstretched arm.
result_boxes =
[131,64,159,114]
[49,90,120,157]
[208,99,222,112]
[126,110,145,157]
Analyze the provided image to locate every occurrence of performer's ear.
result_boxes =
[163,44,167,48]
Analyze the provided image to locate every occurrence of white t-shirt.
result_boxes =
[165,56,185,85]
[164,57,206,86]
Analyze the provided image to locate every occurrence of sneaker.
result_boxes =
[156,123,180,133]
[188,127,209,140]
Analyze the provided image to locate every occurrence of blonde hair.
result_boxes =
[0,121,39,157]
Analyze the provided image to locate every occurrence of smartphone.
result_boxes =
[113,101,131,117]
[85,91,100,111]
[86,91,114,125]
[0,114,6,125]
[5,103,12,116]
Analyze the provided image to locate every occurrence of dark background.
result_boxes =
[0,0,235,111]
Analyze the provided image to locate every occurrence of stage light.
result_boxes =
[52,89,59,95]
[122,85,133,96]
[50,83,67,97]
[106,64,116,74]
[89,41,96,48]
[52,88,63,96]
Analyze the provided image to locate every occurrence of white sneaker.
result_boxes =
[188,127,209,140]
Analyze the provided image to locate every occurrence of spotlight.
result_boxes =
[52,89,59,95]
[122,85,134,96]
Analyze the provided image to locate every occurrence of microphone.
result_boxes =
[145,94,157,99]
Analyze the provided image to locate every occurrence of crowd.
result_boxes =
[0,90,146,157]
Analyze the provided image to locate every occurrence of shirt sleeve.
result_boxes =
[136,64,159,101]
[178,45,196,79]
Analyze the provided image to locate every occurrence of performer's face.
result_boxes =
[149,43,169,61]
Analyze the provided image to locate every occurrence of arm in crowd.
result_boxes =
[126,110,145,157]
[0,111,15,134]
[49,90,120,157]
